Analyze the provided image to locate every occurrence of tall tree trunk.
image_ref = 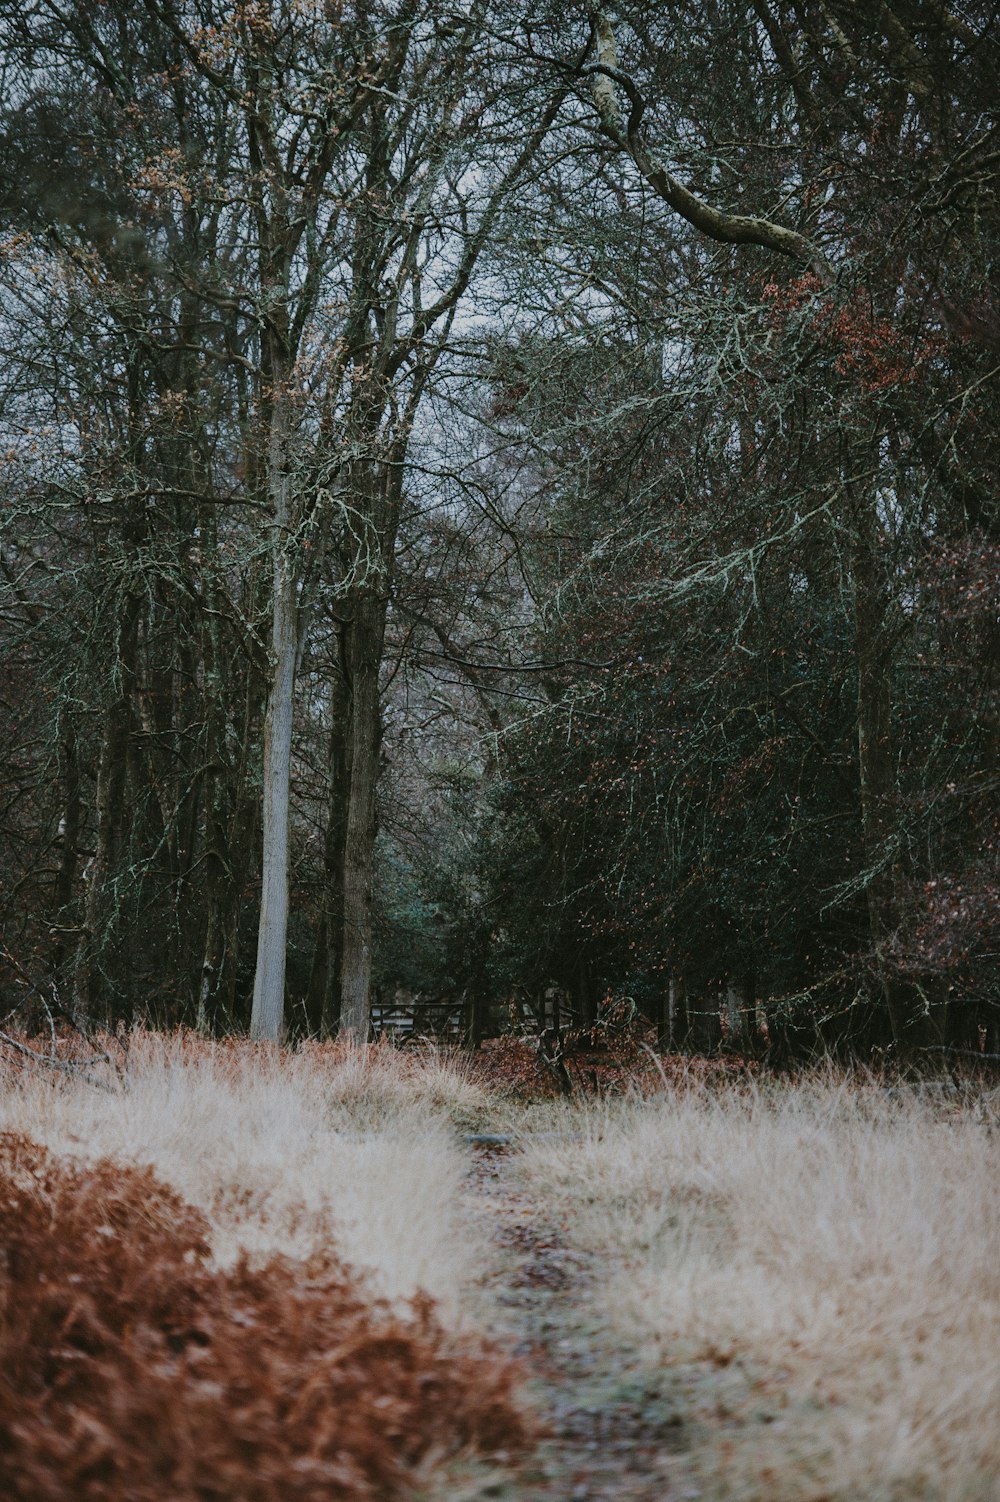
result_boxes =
[196,526,230,1034]
[73,678,134,1022]
[72,582,141,1023]
[725,980,748,1049]
[50,725,81,992]
[197,671,259,1036]
[213,786,261,1030]
[197,865,227,1034]
[250,392,296,1042]
[666,973,688,1050]
[338,589,386,1041]
[305,658,349,1037]
[853,506,923,1055]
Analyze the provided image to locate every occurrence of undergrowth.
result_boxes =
[4,1030,996,1500]
[0,1132,530,1502]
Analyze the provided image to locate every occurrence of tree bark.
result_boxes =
[725,980,748,1049]
[586,10,833,281]
[250,392,296,1043]
[853,504,924,1055]
[73,679,133,1022]
[666,973,688,1050]
[195,520,230,1034]
[50,726,81,992]
[338,589,386,1041]
[72,585,140,1023]
[305,658,349,1037]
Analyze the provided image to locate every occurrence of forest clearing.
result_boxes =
[1,1031,998,1501]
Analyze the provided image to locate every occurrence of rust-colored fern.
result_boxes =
[0,1133,530,1501]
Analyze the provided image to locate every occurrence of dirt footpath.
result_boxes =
[467,1144,690,1501]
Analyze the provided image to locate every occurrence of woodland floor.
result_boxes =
[1,1033,998,1501]
[446,1050,1000,1502]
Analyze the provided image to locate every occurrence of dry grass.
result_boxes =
[0,1031,495,1318]
[7,1033,997,1499]
[517,1074,1000,1501]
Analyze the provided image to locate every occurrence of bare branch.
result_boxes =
[585,9,834,282]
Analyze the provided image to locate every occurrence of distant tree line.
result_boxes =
[0,0,996,1060]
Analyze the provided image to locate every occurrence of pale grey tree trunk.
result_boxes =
[251,395,296,1042]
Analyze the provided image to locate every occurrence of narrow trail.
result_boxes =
[467,1143,690,1501]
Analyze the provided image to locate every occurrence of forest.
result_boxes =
[0,0,997,1058]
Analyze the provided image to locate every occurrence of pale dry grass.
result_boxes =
[517,1075,1000,1501]
[0,1032,494,1321]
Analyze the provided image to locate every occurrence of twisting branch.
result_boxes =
[583,10,834,284]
